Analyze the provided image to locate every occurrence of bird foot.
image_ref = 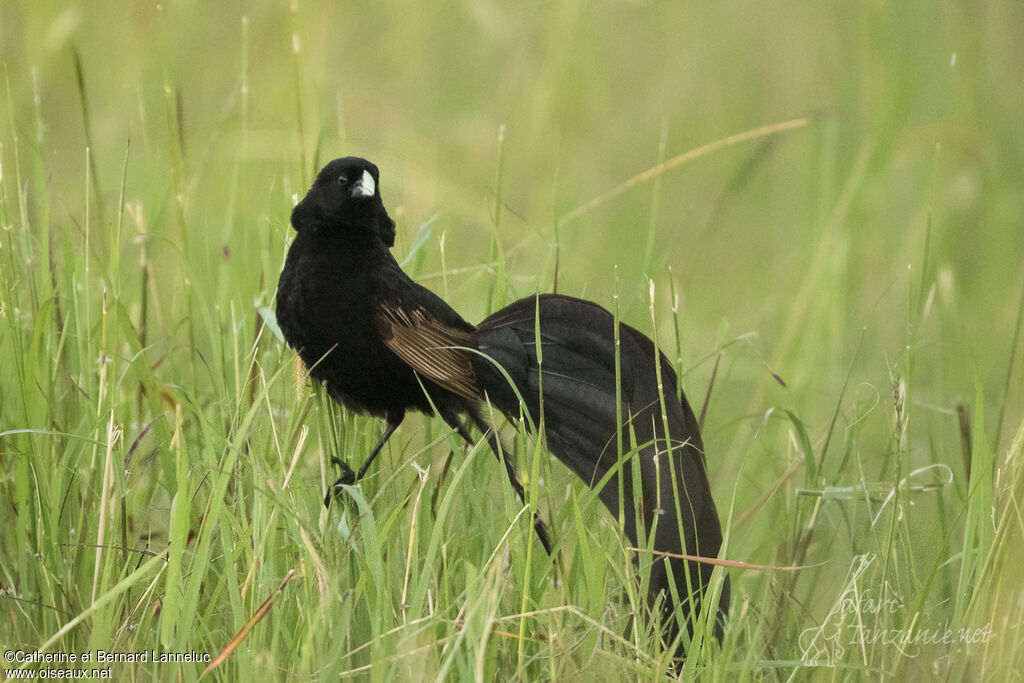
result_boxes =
[324,457,358,508]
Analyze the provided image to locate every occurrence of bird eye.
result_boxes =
[337,174,349,185]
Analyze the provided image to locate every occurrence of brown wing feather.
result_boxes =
[377,303,483,402]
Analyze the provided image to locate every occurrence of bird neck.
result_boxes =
[308,225,389,252]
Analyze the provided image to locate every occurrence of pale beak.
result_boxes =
[351,169,375,198]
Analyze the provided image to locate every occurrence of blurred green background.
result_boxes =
[2,1,1023,680]
[4,2,1021,410]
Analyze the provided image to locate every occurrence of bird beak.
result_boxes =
[351,169,375,198]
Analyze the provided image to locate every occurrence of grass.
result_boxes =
[2,0,1023,680]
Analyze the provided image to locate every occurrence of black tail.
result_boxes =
[473,294,729,653]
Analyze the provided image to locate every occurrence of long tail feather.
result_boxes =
[474,293,729,653]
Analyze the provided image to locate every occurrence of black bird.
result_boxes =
[275,157,551,552]
[275,156,728,651]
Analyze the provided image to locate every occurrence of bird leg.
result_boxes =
[324,418,401,507]
[450,412,554,555]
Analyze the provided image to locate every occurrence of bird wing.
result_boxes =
[376,302,483,402]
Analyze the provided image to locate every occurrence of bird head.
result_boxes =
[291,156,396,247]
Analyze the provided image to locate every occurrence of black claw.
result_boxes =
[324,458,358,508]
[334,463,357,487]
